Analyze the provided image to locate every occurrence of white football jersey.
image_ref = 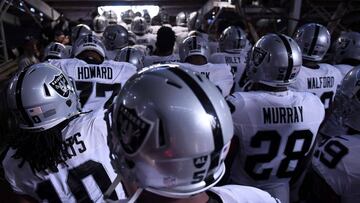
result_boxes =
[312,134,360,203]
[2,111,125,202]
[174,30,189,54]
[228,90,324,203]
[105,49,120,60]
[133,33,156,55]
[334,64,353,78]
[289,63,342,114]
[176,62,234,96]
[210,185,280,203]
[49,58,136,111]
[143,54,180,67]
[149,25,161,35]
[172,26,188,34]
[210,51,248,92]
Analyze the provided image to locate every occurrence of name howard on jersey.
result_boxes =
[77,66,113,80]
[307,76,335,89]
[225,56,241,64]
[263,106,304,124]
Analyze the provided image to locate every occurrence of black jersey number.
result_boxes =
[75,82,121,109]
[320,91,334,115]
[314,136,349,169]
[35,160,118,202]
[244,130,313,180]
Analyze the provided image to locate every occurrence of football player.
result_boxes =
[306,66,360,203]
[333,31,360,77]
[49,34,136,112]
[130,17,156,55]
[290,23,342,117]
[2,63,126,202]
[143,26,180,67]
[227,34,325,203]
[177,35,233,97]
[103,10,118,25]
[210,26,248,93]
[102,24,129,60]
[114,46,145,71]
[106,64,280,203]
[43,42,68,61]
[172,12,189,54]
[92,15,107,39]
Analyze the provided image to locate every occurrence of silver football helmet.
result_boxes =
[335,66,360,131]
[43,42,67,60]
[247,33,302,87]
[114,46,144,70]
[122,9,135,25]
[73,34,106,59]
[334,31,360,64]
[7,63,80,131]
[71,24,92,44]
[131,17,148,35]
[109,64,233,199]
[103,10,118,25]
[176,12,187,27]
[93,15,107,33]
[219,26,247,53]
[143,9,151,24]
[293,23,331,61]
[103,24,129,50]
[179,36,210,62]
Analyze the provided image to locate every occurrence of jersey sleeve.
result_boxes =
[211,64,234,97]
[210,185,280,203]
[209,53,226,64]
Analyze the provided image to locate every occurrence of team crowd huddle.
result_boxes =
[1,7,360,203]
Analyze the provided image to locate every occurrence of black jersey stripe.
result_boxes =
[168,68,224,171]
[16,69,34,127]
[307,24,320,57]
[278,34,294,82]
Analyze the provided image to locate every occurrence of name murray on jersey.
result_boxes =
[77,66,113,80]
[263,106,303,124]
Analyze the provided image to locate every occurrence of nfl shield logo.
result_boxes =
[50,73,70,97]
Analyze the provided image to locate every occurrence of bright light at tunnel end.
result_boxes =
[98,5,160,18]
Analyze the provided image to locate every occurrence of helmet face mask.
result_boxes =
[247,34,302,87]
[219,26,247,53]
[103,24,129,50]
[293,23,331,62]
[7,63,80,131]
[179,36,209,62]
[109,65,233,198]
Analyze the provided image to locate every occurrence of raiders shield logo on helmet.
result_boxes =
[253,47,267,66]
[116,104,151,154]
[50,73,70,97]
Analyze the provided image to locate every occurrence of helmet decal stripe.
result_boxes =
[307,24,320,56]
[236,28,241,49]
[278,34,294,82]
[168,68,224,171]
[192,36,197,51]
[126,48,131,62]
[16,69,34,127]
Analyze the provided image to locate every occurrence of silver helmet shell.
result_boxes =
[179,36,210,62]
[103,24,129,50]
[103,10,118,25]
[73,34,106,59]
[122,9,135,25]
[131,17,148,35]
[335,66,360,131]
[248,33,302,87]
[293,23,331,61]
[93,15,107,33]
[114,46,144,70]
[109,64,233,198]
[71,24,92,44]
[7,63,80,131]
[176,12,187,27]
[334,31,360,64]
[43,42,67,60]
[219,26,247,53]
